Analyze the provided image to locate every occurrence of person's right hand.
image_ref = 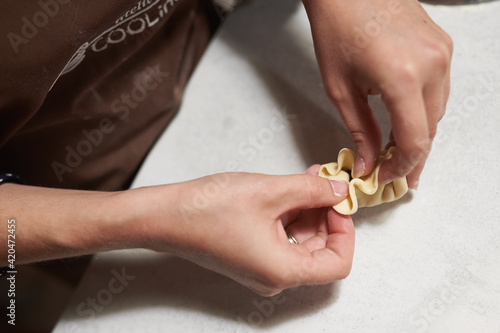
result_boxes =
[131,170,355,296]
[303,0,453,188]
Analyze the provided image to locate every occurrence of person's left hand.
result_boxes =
[134,167,355,296]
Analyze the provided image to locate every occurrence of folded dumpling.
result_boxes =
[318,148,408,215]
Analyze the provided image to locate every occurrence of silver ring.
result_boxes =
[287,233,298,244]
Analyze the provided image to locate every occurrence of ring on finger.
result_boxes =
[287,232,299,245]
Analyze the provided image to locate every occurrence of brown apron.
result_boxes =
[0,0,222,191]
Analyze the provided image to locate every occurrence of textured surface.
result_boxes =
[318,148,408,215]
[54,0,500,332]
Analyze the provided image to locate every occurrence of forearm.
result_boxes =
[0,171,356,296]
[0,184,156,265]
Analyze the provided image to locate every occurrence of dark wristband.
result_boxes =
[0,173,24,186]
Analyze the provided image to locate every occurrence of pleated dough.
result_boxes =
[318,148,408,215]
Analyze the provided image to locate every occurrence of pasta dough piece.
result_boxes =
[318,147,408,215]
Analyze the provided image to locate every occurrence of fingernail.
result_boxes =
[412,178,419,190]
[330,180,348,197]
[353,156,365,178]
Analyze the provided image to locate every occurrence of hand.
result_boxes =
[303,0,453,188]
[138,169,355,296]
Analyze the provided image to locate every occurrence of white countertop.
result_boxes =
[53,0,500,332]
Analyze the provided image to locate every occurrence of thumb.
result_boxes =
[275,174,349,213]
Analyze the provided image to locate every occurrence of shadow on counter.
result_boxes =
[59,253,342,330]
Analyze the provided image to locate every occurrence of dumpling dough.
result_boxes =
[318,147,408,215]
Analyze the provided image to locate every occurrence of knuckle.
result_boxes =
[385,60,420,95]
[398,66,420,87]
[324,82,350,107]
[428,42,452,72]
[303,175,323,201]
[350,130,369,146]
[350,130,382,155]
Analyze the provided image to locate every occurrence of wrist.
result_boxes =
[117,184,188,254]
[50,189,143,258]
[41,188,152,259]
